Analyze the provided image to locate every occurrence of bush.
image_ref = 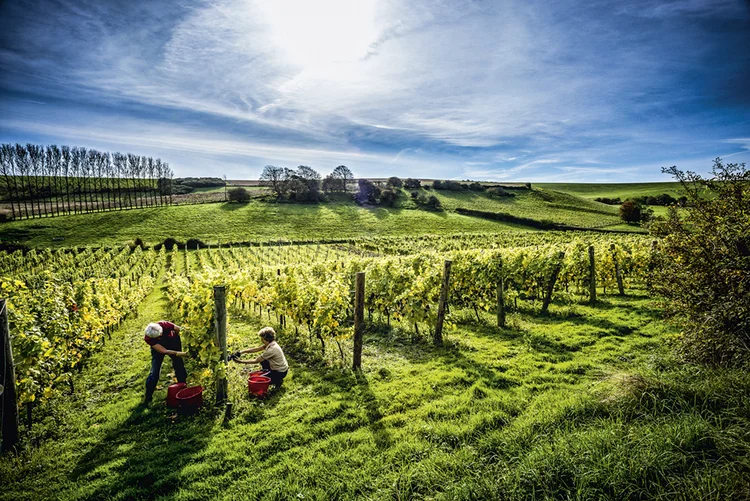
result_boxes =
[487,187,514,198]
[619,200,642,223]
[651,158,750,367]
[468,182,486,191]
[228,187,251,202]
[185,238,206,250]
[432,180,464,191]
[380,189,398,207]
[386,177,403,189]
[426,195,441,209]
[355,179,380,205]
[404,178,421,189]
[410,191,419,199]
[594,197,622,205]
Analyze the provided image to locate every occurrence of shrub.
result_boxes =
[355,179,381,205]
[487,187,514,198]
[185,238,206,250]
[468,182,486,191]
[619,200,642,223]
[410,191,419,199]
[594,197,622,205]
[228,187,251,202]
[380,189,398,207]
[386,177,403,189]
[404,178,421,189]
[651,158,750,366]
[432,180,464,191]
[426,195,441,209]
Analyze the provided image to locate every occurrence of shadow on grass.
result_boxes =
[355,371,392,449]
[70,402,215,499]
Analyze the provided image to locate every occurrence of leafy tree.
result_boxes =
[619,200,642,224]
[380,189,398,207]
[355,179,380,205]
[386,176,403,189]
[651,158,750,366]
[404,178,421,189]
[227,187,250,202]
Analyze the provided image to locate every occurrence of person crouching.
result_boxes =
[144,321,188,404]
[231,327,289,388]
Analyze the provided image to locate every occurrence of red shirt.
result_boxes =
[144,321,178,346]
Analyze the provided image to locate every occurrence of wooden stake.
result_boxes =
[541,251,565,314]
[497,261,506,328]
[611,243,625,296]
[589,245,597,304]
[1,299,19,453]
[434,260,452,346]
[214,286,228,404]
[352,272,365,371]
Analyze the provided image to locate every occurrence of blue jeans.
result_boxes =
[145,337,187,397]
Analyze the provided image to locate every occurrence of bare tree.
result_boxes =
[332,165,353,193]
[61,146,72,215]
[260,165,287,198]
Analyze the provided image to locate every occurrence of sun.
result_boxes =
[259,0,378,74]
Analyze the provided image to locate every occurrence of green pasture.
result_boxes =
[536,182,686,200]
[1,258,748,500]
[0,186,646,249]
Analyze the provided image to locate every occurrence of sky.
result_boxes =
[1,0,749,182]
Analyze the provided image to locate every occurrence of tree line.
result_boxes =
[260,165,353,202]
[0,143,174,220]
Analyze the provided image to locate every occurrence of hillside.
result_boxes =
[0,187,637,249]
[535,182,685,200]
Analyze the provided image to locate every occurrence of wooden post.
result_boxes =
[541,252,565,314]
[497,260,506,328]
[352,272,365,371]
[588,245,597,304]
[1,299,19,453]
[433,260,452,346]
[214,286,228,404]
[611,244,624,296]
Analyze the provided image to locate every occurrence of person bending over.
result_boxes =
[144,321,188,404]
[232,327,289,388]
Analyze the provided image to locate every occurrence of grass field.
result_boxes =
[0,186,639,249]
[535,182,686,200]
[2,263,747,500]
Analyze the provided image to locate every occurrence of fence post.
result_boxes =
[1,299,19,453]
[541,251,565,314]
[434,260,452,346]
[214,286,228,404]
[610,243,625,296]
[589,245,597,304]
[497,259,506,328]
[352,272,365,371]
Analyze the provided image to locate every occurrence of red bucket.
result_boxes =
[176,385,203,411]
[248,375,271,396]
[166,382,187,408]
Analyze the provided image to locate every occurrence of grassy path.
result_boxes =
[2,284,749,500]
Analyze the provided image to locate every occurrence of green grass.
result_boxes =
[401,188,622,229]
[2,270,748,500]
[536,182,686,200]
[0,201,532,248]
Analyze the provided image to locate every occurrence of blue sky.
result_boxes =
[1,0,749,181]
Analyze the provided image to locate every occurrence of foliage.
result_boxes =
[487,186,514,198]
[404,178,421,189]
[386,176,403,189]
[619,200,642,223]
[355,179,381,205]
[227,187,250,203]
[0,143,173,219]
[650,158,750,366]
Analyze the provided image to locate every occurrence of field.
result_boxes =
[0,186,640,249]
[535,182,686,200]
[0,184,747,501]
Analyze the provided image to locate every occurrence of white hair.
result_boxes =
[145,323,163,338]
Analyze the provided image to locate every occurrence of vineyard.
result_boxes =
[1,232,653,409]
[2,229,749,501]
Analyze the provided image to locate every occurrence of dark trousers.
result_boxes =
[145,337,187,396]
[260,360,288,387]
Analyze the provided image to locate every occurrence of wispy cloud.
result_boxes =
[1,0,749,180]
